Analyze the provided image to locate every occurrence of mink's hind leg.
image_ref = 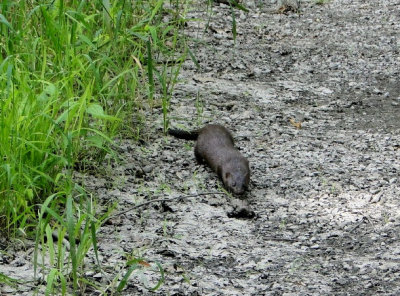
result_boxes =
[194,145,204,164]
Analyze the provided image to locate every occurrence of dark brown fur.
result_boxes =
[168,124,250,195]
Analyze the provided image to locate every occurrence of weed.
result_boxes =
[195,92,205,125]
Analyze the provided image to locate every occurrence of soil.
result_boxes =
[1,0,400,295]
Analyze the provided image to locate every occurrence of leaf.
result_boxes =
[25,188,34,199]
[147,39,155,101]
[0,14,14,31]
[86,103,119,121]
[86,103,105,118]
[229,0,249,12]
[117,263,140,292]
[148,25,158,47]
[45,268,57,296]
[138,260,151,267]
[66,196,78,291]
[289,118,302,129]
[230,4,237,42]
[149,262,165,291]
[38,83,56,102]
[149,0,164,23]
[187,47,200,70]
[78,34,95,48]
[87,135,104,148]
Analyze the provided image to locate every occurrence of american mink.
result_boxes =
[168,124,250,195]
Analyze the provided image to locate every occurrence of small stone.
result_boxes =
[142,165,154,174]
[239,110,253,120]
[85,270,95,277]
[369,188,380,194]
[371,192,383,203]
[372,88,383,94]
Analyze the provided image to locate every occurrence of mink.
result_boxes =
[168,124,250,195]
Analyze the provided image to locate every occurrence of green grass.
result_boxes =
[0,0,189,294]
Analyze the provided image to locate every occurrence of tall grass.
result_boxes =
[0,0,189,294]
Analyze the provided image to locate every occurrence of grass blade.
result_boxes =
[66,195,78,291]
[147,38,155,102]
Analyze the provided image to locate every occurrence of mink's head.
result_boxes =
[222,158,250,195]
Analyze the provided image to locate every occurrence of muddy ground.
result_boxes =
[2,0,400,295]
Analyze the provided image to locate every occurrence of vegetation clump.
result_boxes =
[0,0,188,293]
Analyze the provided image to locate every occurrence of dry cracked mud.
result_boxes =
[1,0,400,295]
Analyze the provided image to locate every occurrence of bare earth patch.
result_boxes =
[1,0,400,295]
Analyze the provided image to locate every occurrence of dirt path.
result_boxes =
[2,0,400,295]
[104,1,400,294]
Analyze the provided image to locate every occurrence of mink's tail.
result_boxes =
[168,128,199,140]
